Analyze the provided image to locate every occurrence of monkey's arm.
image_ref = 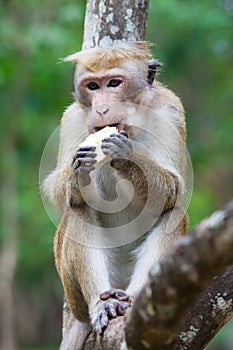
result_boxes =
[102,133,181,214]
[42,164,86,212]
[114,156,179,212]
[42,103,90,211]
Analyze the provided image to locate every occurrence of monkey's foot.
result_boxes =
[91,298,130,334]
[100,289,134,305]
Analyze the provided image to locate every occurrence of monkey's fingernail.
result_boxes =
[118,304,126,315]
[73,159,81,169]
[101,313,109,327]
[79,146,96,151]
[109,306,117,318]
[100,291,111,300]
[128,296,135,305]
[115,291,127,298]
[119,130,128,138]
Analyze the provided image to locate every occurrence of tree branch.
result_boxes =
[175,265,233,350]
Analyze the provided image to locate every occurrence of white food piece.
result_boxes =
[79,126,118,163]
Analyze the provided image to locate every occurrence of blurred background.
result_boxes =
[0,0,232,349]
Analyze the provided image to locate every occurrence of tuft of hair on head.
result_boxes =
[63,41,153,72]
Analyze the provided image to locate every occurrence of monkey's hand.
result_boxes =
[101,131,133,161]
[72,146,97,186]
[91,295,131,334]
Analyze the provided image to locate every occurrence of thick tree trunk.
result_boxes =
[82,0,149,49]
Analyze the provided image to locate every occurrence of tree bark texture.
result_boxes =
[82,0,149,49]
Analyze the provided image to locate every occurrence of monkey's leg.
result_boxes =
[126,211,186,298]
[84,247,131,333]
[62,237,131,334]
[61,266,89,322]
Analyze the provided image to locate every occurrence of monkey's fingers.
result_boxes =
[73,150,96,165]
[73,159,96,171]
[79,146,96,152]
[76,151,97,159]
[93,299,130,335]
[94,312,109,335]
[102,133,129,145]
[102,141,133,161]
[117,300,129,314]
[128,296,135,306]
[100,289,134,308]
[106,300,128,318]
[100,289,128,301]
[72,149,96,167]
[100,290,112,300]
[110,133,130,143]
[101,140,122,155]
[78,165,96,172]
[93,302,116,334]
[107,303,117,318]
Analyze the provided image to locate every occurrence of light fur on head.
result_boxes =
[63,42,153,72]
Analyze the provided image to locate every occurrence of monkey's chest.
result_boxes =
[97,205,141,228]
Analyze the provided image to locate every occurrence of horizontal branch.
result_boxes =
[125,200,233,349]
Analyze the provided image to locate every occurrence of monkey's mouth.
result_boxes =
[93,122,124,133]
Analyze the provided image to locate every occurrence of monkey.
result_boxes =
[43,41,188,339]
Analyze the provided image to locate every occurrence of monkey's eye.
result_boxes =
[87,82,100,90]
[107,79,122,88]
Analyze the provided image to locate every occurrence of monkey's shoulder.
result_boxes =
[152,81,184,112]
[136,81,185,122]
[61,102,84,124]
[59,102,89,150]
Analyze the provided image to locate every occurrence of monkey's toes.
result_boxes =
[100,289,130,302]
[92,298,129,334]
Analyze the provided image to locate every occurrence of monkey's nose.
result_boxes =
[96,108,109,117]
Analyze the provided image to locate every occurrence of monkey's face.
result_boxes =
[75,65,147,135]
[76,69,128,132]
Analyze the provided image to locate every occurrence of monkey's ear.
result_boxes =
[147,59,162,85]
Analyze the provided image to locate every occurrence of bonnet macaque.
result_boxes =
[43,42,188,336]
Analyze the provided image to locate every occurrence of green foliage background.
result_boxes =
[0,0,232,348]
